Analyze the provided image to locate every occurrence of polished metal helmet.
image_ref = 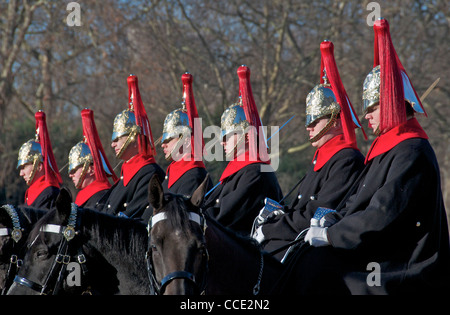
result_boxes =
[68,140,114,188]
[306,82,341,128]
[305,79,341,144]
[161,108,191,144]
[362,65,381,115]
[68,141,92,189]
[17,139,43,170]
[220,98,250,139]
[68,141,92,174]
[111,108,141,158]
[111,108,140,142]
[362,65,425,115]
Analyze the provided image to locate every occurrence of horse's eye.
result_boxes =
[36,249,48,260]
[151,244,158,252]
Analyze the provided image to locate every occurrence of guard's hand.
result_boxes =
[256,198,284,225]
[305,227,329,247]
[319,211,343,228]
[252,226,265,243]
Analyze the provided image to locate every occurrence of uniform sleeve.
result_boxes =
[31,187,60,210]
[263,152,364,242]
[212,166,282,235]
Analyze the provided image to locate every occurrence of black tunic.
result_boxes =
[97,163,165,223]
[162,167,213,197]
[204,163,283,236]
[80,189,109,209]
[28,186,60,210]
[262,148,365,260]
[324,137,450,294]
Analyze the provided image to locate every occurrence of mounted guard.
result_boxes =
[17,111,61,210]
[203,65,283,236]
[96,74,165,222]
[68,109,118,208]
[254,40,366,261]
[294,18,450,295]
[160,72,212,195]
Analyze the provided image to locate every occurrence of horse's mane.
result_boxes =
[28,207,148,256]
[81,208,148,257]
[17,206,47,227]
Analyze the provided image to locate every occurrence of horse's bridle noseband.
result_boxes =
[12,204,90,295]
[147,210,208,295]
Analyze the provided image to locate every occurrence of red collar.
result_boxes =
[25,175,60,206]
[166,159,205,188]
[121,154,156,186]
[312,134,358,171]
[365,118,428,164]
[75,179,111,206]
[219,151,270,182]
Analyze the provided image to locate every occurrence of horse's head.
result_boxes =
[0,207,16,263]
[147,174,209,295]
[0,206,20,292]
[0,204,46,294]
[7,188,83,295]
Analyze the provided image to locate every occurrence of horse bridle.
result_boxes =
[0,205,25,295]
[146,210,209,295]
[13,204,90,295]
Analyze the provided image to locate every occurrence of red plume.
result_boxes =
[182,73,203,160]
[237,65,268,161]
[319,40,366,143]
[373,19,406,132]
[127,74,156,156]
[81,109,118,182]
[35,111,62,185]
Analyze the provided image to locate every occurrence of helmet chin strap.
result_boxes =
[165,134,191,162]
[75,162,90,189]
[116,127,139,159]
[26,156,40,186]
[225,132,246,160]
[309,113,338,144]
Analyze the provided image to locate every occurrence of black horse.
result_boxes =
[0,205,46,294]
[7,188,152,295]
[147,175,284,295]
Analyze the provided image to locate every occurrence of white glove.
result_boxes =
[305,227,329,247]
[252,226,265,243]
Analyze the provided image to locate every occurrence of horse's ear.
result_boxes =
[55,187,73,222]
[190,174,209,208]
[148,174,165,212]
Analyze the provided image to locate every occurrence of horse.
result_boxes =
[7,188,152,295]
[147,174,284,295]
[0,205,46,294]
